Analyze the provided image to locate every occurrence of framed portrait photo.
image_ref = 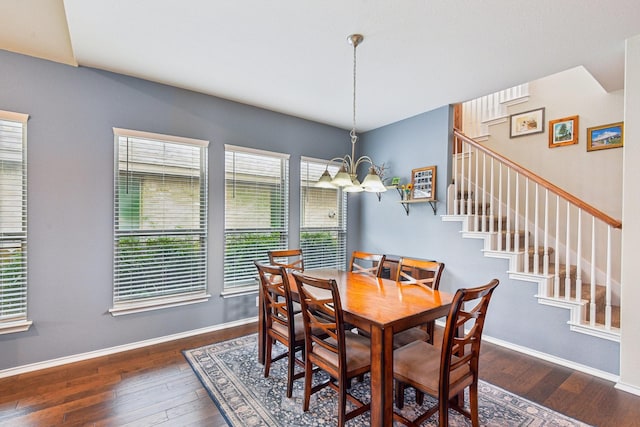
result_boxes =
[587,122,623,152]
[410,166,436,200]
[509,107,545,138]
[549,115,579,148]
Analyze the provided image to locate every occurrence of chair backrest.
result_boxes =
[292,271,348,372]
[268,249,304,272]
[439,279,499,400]
[255,261,296,339]
[349,251,386,277]
[396,258,445,290]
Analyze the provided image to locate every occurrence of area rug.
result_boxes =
[183,334,590,426]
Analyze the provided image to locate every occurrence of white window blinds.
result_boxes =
[300,157,347,270]
[0,110,29,331]
[224,145,289,289]
[112,128,209,313]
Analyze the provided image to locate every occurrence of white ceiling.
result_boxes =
[1,0,640,131]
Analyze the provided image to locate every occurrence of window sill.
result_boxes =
[0,319,33,335]
[109,293,212,316]
[220,285,259,298]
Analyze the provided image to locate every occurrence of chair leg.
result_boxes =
[303,359,313,411]
[439,396,449,427]
[286,345,295,398]
[426,321,435,345]
[416,389,424,405]
[264,336,273,378]
[470,382,480,427]
[338,378,347,427]
[395,381,406,409]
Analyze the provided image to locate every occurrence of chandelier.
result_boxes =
[316,34,387,194]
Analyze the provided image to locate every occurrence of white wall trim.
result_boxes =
[0,319,33,335]
[434,318,619,382]
[109,293,212,316]
[0,109,29,123]
[113,127,209,147]
[615,381,640,397]
[483,333,620,382]
[0,317,257,379]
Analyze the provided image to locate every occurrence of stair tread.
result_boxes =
[449,211,621,332]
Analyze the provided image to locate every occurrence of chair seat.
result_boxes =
[393,327,429,349]
[271,312,305,341]
[314,331,371,372]
[394,340,473,398]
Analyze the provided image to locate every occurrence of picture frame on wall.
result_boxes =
[549,115,579,148]
[509,107,545,138]
[587,122,624,152]
[410,166,436,200]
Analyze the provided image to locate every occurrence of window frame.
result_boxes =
[223,144,290,294]
[300,156,348,270]
[110,128,210,316]
[0,109,31,334]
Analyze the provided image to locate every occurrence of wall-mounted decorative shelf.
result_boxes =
[395,187,437,215]
[398,198,438,215]
[376,185,399,202]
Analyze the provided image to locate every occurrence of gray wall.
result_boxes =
[358,106,620,374]
[0,48,620,375]
[0,49,349,370]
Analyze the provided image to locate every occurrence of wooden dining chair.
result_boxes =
[393,258,445,349]
[268,248,304,272]
[255,261,305,398]
[393,279,500,427]
[292,271,371,427]
[349,251,386,276]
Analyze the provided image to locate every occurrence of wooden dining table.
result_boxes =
[257,269,454,427]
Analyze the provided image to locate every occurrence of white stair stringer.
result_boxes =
[441,214,621,343]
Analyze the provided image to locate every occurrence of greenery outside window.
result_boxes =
[0,110,31,334]
[111,128,209,315]
[300,157,347,270]
[224,145,289,291]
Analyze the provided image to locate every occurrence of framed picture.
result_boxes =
[410,166,436,200]
[587,122,624,152]
[549,115,579,148]
[509,107,545,138]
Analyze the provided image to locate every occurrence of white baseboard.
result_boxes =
[434,319,620,383]
[615,381,640,396]
[482,334,620,383]
[5,317,632,395]
[0,317,257,379]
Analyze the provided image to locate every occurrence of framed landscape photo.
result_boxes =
[509,107,545,138]
[410,166,436,200]
[587,122,624,152]
[549,115,579,148]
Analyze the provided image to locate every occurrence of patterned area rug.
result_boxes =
[183,334,589,426]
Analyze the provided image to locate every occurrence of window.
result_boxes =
[112,128,209,315]
[300,157,347,270]
[0,110,30,334]
[224,145,289,291]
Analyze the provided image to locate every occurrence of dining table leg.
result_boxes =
[369,324,394,427]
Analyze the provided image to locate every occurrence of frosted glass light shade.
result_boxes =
[343,177,364,193]
[315,169,336,188]
[331,167,354,187]
[362,169,387,192]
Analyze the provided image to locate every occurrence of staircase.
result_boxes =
[443,129,621,342]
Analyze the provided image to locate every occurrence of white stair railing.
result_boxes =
[462,84,530,139]
[451,130,622,333]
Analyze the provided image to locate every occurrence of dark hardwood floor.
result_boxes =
[1,322,638,426]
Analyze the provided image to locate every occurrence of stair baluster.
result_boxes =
[446,129,621,340]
